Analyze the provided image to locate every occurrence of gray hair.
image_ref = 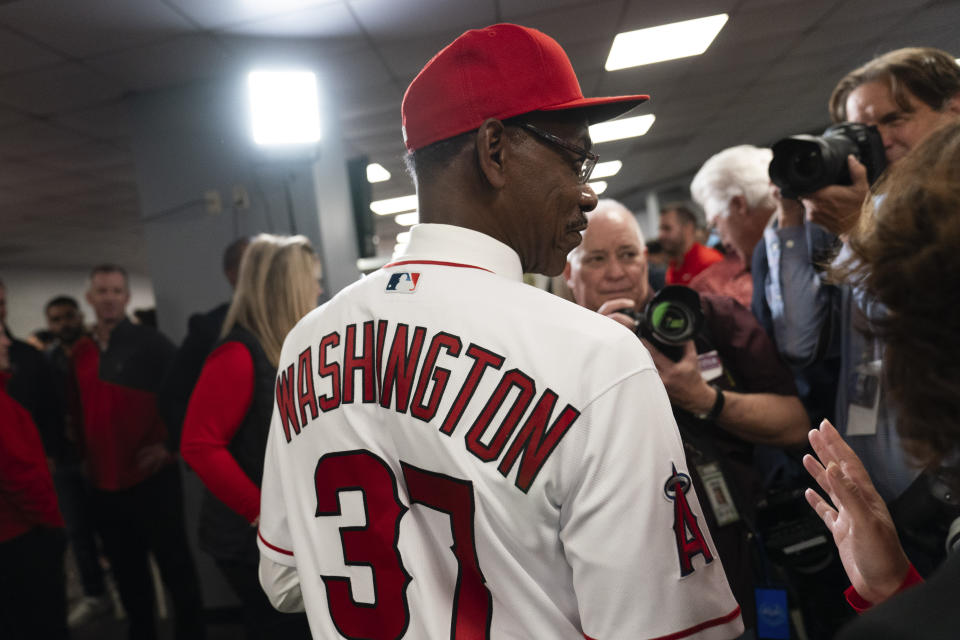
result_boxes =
[690,145,775,223]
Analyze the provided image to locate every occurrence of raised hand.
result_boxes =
[803,419,911,604]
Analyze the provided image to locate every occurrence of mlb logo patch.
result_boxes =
[386,272,420,293]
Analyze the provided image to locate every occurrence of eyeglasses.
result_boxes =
[517,122,599,184]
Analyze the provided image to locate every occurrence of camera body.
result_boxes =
[621,286,704,361]
[768,122,887,199]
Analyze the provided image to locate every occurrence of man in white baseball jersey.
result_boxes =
[257,23,743,640]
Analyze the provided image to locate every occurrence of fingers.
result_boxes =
[824,461,875,525]
[848,155,868,185]
[607,312,638,331]
[805,488,837,529]
[639,337,666,366]
[596,298,637,316]
[815,419,873,487]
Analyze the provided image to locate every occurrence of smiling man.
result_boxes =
[257,23,743,640]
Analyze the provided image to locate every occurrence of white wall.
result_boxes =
[0,267,156,339]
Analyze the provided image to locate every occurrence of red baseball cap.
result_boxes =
[401,23,649,152]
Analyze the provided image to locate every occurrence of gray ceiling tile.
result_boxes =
[0,0,196,57]
[217,1,361,38]
[349,0,496,39]
[86,34,232,92]
[0,62,124,116]
[0,26,64,75]
[165,0,338,31]
[50,101,132,140]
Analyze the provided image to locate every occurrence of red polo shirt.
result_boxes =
[665,242,724,285]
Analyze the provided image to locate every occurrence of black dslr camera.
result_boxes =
[768,122,887,199]
[621,286,704,361]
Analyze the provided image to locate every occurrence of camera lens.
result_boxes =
[791,149,821,180]
[650,301,693,343]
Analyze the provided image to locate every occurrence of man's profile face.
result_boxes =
[505,114,598,276]
[86,271,130,324]
[657,209,687,256]
[846,80,959,165]
[47,304,84,344]
[565,209,649,313]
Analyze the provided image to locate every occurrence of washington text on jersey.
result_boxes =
[274,319,580,494]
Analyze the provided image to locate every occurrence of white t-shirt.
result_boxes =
[258,223,743,640]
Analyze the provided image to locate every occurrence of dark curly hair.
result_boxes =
[843,117,960,468]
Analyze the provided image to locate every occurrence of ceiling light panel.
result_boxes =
[589,114,656,143]
[605,14,729,71]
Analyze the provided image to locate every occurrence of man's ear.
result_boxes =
[729,194,748,218]
[944,92,960,116]
[475,118,508,190]
[562,260,573,288]
[85,289,94,306]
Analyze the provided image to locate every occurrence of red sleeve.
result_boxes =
[180,341,259,523]
[844,564,924,613]
[0,392,64,532]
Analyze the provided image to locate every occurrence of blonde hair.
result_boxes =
[221,234,318,366]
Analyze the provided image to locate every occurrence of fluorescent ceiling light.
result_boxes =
[371,194,417,215]
[395,211,419,226]
[248,70,321,145]
[605,14,729,70]
[366,163,391,183]
[589,114,656,143]
[589,181,608,195]
[591,160,622,179]
[396,231,411,245]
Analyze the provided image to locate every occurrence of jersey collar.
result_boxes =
[390,224,524,282]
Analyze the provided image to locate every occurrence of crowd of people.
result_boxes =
[1,21,958,640]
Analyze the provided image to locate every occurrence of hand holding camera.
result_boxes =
[769,122,885,236]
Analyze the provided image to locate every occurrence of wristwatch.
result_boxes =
[695,385,725,421]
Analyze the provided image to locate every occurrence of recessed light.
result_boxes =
[370,194,417,215]
[366,163,391,183]
[589,181,608,195]
[591,160,623,179]
[605,14,729,71]
[589,114,655,144]
[395,212,419,226]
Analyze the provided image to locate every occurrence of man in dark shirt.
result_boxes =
[43,295,119,627]
[73,264,204,640]
[158,236,249,450]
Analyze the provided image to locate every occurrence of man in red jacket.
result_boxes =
[0,320,68,639]
[72,264,204,640]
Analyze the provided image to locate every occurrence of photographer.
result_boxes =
[564,199,808,635]
[765,48,960,576]
[804,117,960,640]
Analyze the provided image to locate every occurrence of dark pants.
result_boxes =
[92,464,205,640]
[54,461,107,597]
[216,560,312,639]
[0,526,68,640]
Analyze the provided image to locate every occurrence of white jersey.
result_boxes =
[258,223,743,640]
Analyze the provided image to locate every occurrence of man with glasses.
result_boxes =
[258,23,742,639]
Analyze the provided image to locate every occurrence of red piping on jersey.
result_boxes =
[383,259,493,273]
[258,530,294,556]
[648,605,742,640]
